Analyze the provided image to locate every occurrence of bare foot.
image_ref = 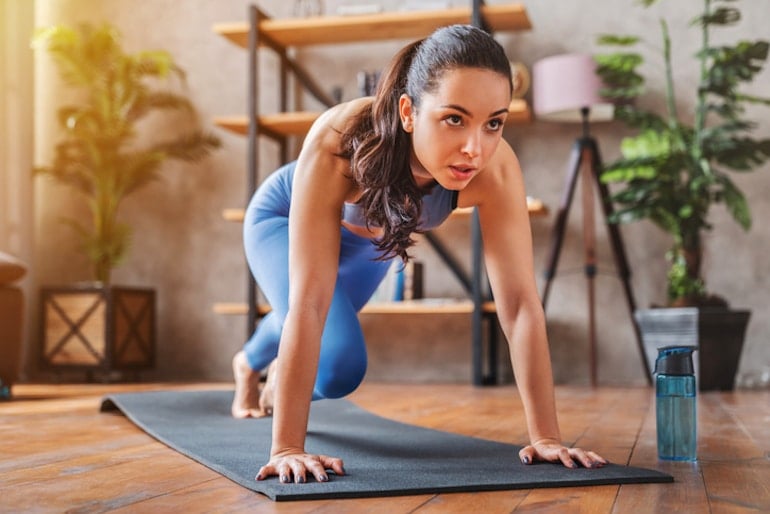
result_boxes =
[258,358,278,416]
[231,351,267,418]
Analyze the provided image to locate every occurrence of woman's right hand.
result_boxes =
[255,449,346,484]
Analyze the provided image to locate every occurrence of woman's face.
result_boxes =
[400,67,511,190]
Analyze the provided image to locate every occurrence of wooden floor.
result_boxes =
[1,382,768,513]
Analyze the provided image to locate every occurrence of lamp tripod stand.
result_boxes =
[540,109,651,386]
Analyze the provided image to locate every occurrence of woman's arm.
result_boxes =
[256,102,363,484]
[461,141,607,469]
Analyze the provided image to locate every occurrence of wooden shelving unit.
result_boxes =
[213,2,538,385]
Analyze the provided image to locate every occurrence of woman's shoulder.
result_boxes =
[292,99,373,199]
[458,140,521,207]
[488,138,519,173]
[307,97,373,144]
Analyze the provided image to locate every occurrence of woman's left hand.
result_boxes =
[518,439,608,469]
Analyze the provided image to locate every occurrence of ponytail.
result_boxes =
[338,39,425,262]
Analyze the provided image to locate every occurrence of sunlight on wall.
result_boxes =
[0,0,34,380]
[0,0,33,255]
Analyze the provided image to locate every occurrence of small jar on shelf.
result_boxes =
[293,0,324,17]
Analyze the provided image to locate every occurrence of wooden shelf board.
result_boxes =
[362,300,497,314]
[213,4,531,49]
[452,196,548,218]
[222,197,546,224]
[213,300,496,316]
[214,112,320,137]
[222,208,245,222]
[214,99,531,138]
[212,302,271,316]
[506,98,532,124]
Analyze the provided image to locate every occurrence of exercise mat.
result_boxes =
[100,390,672,501]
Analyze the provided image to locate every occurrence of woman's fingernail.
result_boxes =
[320,474,329,482]
[255,473,263,480]
[280,474,290,483]
[521,456,530,464]
[341,466,347,475]
[297,476,306,483]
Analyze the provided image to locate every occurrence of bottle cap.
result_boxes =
[655,346,696,376]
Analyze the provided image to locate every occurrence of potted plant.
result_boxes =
[595,0,769,390]
[34,24,220,379]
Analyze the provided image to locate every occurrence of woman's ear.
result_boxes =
[398,94,414,133]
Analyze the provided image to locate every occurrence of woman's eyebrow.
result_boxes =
[440,104,509,118]
[440,104,472,115]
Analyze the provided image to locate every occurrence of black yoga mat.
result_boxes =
[100,390,672,501]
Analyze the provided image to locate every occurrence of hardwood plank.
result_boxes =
[415,490,528,513]
[516,485,618,512]
[613,389,711,513]
[3,383,767,513]
[714,390,770,452]
[703,460,770,513]
[0,449,217,512]
[697,393,770,511]
[213,4,531,49]
[0,409,146,466]
[698,393,763,461]
[0,430,153,475]
[306,495,434,514]
[107,477,273,513]
[2,441,172,488]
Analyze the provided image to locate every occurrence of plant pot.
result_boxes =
[635,307,750,391]
[39,284,156,380]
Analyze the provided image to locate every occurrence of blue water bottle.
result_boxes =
[655,346,697,461]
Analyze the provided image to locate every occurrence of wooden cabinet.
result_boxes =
[212,2,542,384]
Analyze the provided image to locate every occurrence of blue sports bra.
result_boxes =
[341,184,459,231]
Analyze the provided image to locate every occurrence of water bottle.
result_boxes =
[655,346,697,461]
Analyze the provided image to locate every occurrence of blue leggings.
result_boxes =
[242,162,393,400]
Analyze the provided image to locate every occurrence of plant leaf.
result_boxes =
[693,6,740,27]
[718,174,751,229]
[596,34,640,46]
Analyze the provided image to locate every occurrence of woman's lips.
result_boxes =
[449,164,476,180]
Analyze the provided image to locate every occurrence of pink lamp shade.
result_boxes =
[533,53,614,123]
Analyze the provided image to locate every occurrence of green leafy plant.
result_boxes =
[596,0,770,307]
[34,24,221,284]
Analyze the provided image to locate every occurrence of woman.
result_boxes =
[232,24,607,484]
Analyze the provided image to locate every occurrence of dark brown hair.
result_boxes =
[338,24,512,261]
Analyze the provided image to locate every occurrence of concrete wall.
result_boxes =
[28,0,770,386]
